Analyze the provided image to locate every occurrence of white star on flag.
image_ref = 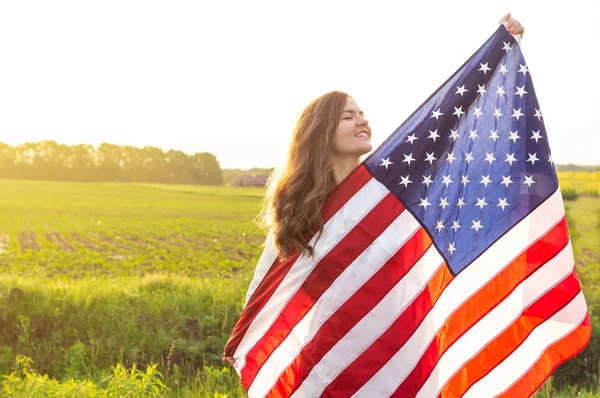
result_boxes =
[380,157,393,169]
[515,85,528,98]
[442,175,453,188]
[497,197,510,210]
[448,242,457,255]
[501,175,514,187]
[489,130,500,141]
[527,152,540,166]
[419,196,431,209]
[406,133,418,144]
[428,129,440,142]
[451,220,461,231]
[422,174,433,187]
[436,220,445,232]
[508,130,521,142]
[424,152,437,165]
[505,152,517,165]
[511,108,524,120]
[519,63,529,75]
[531,130,543,143]
[465,152,475,163]
[475,197,488,209]
[480,175,492,187]
[523,175,536,187]
[399,175,412,188]
[456,85,468,96]
[453,106,465,118]
[446,152,457,164]
[431,108,443,120]
[439,197,450,209]
[471,219,484,232]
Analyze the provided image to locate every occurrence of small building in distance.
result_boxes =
[232,174,268,187]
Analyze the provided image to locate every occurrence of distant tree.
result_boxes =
[190,152,224,185]
[0,141,225,185]
[97,143,123,181]
[0,142,16,178]
[555,163,600,172]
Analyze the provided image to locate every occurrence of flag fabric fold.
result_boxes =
[223,22,591,398]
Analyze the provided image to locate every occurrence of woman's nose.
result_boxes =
[358,115,369,125]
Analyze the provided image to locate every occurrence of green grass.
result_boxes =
[0,179,261,396]
[0,178,599,397]
[565,197,600,267]
[0,180,265,279]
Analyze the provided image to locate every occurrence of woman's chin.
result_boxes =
[360,143,373,154]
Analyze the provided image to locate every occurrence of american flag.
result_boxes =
[223,23,591,397]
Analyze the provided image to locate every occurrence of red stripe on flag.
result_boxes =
[498,314,592,398]
[321,262,454,397]
[391,216,570,397]
[322,164,373,220]
[266,227,433,398]
[441,269,582,397]
[241,193,404,389]
[223,165,372,359]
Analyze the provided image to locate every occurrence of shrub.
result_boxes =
[562,188,579,201]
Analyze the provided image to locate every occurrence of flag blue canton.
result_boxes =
[364,25,558,276]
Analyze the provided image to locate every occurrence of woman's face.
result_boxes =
[331,97,372,157]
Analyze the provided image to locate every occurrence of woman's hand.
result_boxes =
[499,13,525,37]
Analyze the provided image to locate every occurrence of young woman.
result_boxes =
[255,14,525,262]
[224,13,525,368]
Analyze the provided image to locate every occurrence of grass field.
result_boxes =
[0,174,599,397]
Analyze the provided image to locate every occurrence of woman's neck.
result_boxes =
[332,154,362,186]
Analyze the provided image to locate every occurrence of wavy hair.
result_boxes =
[255,90,350,260]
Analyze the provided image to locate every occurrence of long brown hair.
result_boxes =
[255,90,350,260]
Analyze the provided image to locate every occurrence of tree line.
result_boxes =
[0,141,223,185]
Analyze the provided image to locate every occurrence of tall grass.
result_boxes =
[0,274,248,396]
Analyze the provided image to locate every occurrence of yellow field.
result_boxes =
[558,171,600,193]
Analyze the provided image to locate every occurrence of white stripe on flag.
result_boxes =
[234,177,386,371]
[244,230,278,307]
[248,210,422,397]
[292,244,444,397]
[415,240,575,397]
[463,291,588,397]
[353,187,565,397]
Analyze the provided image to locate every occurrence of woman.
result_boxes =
[255,14,524,262]
[224,13,525,368]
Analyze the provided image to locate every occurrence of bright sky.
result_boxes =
[0,1,598,169]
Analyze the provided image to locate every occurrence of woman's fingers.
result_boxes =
[510,22,523,34]
[499,13,524,37]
